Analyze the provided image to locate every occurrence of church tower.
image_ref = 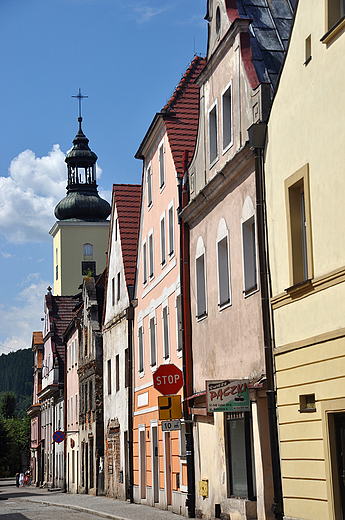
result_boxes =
[50,102,111,296]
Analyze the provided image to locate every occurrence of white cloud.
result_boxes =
[0,146,108,244]
[1,252,12,259]
[0,145,66,244]
[0,277,49,354]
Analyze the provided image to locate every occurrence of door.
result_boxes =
[335,413,345,519]
[164,431,172,506]
[152,426,159,503]
[139,428,146,499]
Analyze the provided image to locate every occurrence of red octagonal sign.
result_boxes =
[153,364,183,395]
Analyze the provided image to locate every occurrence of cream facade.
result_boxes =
[50,221,109,296]
[265,1,345,519]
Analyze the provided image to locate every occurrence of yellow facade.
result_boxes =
[265,1,345,518]
[50,220,109,296]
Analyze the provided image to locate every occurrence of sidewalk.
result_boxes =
[1,485,187,520]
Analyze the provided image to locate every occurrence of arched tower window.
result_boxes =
[83,243,93,257]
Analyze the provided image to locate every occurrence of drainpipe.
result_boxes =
[126,298,134,503]
[64,346,67,492]
[178,150,196,518]
[249,122,284,520]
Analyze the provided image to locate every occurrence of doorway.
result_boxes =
[163,431,172,506]
[151,424,159,503]
[334,413,345,519]
[139,427,146,499]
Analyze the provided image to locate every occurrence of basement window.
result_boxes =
[299,394,316,413]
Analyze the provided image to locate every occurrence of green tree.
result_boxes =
[0,391,16,418]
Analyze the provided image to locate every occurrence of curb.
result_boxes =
[18,497,132,520]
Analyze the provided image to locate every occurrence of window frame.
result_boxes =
[162,302,170,361]
[160,211,166,268]
[195,236,207,320]
[146,163,153,208]
[148,229,154,280]
[138,324,145,376]
[216,218,231,309]
[285,164,313,290]
[149,315,157,369]
[241,197,258,296]
[167,200,175,259]
[208,99,219,167]
[222,81,233,154]
[158,138,165,190]
[142,238,148,286]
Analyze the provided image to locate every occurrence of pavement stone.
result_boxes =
[0,485,187,520]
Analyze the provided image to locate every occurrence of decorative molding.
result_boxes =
[274,326,345,356]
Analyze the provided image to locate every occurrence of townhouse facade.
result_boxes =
[28,331,44,486]
[264,1,345,519]
[102,184,141,500]
[180,2,294,519]
[133,55,205,516]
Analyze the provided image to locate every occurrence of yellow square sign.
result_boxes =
[158,395,182,420]
[199,479,208,497]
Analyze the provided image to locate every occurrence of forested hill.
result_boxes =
[0,349,33,416]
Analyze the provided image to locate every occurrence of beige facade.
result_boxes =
[265,1,345,519]
[50,220,109,296]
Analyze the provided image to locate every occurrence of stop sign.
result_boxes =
[153,364,183,395]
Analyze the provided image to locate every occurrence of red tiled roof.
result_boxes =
[162,55,206,175]
[112,184,142,288]
[51,295,79,358]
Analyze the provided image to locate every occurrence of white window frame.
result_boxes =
[146,162,153,208]
[175,291,183,356]
[158,138,165,190]
[160,211,166,268]
[148,229,154,280]
[138,322,145,377]
[241,196,258,296]
[167,199,175,259]
[216,218,231,309]
[222,81,233,153]
[142,238,148,286]
[149,313,157,369]
[75,394,78,424]
[195,236,207,319]
[162,301,170,361]
[83,243,93,256]
[208,99,219,166]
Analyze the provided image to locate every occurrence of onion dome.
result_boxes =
[54,116,111,222]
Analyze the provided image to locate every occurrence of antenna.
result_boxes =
[72,88,88,118]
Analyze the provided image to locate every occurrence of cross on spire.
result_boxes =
[72,88,88,118]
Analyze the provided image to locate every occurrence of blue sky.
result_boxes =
[0,0,207,354]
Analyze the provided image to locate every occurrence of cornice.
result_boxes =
[181,143,253,227]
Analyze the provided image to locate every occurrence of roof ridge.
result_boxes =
[162,55,205,113]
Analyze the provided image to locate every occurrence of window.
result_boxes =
[83,243,93,256]
[55,248,58,280]
[107,359,112,395]
[217,219,231,307]
[71,340,74,366]
[116,354,120,392]
[160,214,166,266]
[327,0,345,30]
[285,164,313,288]
[222,83,233,152]
[117,272,120,301]
[149,317,157,367]
[162,305,170,359]
[115,218,118,241]
[75,339,78,366]
[226,412,256,499]
[149,231,154,279]
[195,237,207,318]
[67,398,70,425]
[138,326,144,373]
[125,348,129,388]
[70,397,73,425]
[143,240,148,285]
[147,164,153,207]
[159,140,165,189]
[304,35,312,65]
[168,201,174,257]
[176,294,183,352]
[242,197,257,295]
[209,101,218,165]
[75,394,78,423]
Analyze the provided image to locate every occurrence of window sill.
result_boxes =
[285,278,312,295]
[299,407,316,413]
[147,203,153,211]
[138,370,145,379]
[196,312,207,322]
[243,285,258,298]
[161,261,166,270]
[168,251,175,261]
[222,141,233,155]
[321,16,345,44]
[209,156,219,170]
[218,299,231,311]
[159,183,165,193]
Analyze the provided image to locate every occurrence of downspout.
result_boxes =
[249,122,283,520]
[64,344,67,492]
[126,298,134,503]
[178,150,196,518]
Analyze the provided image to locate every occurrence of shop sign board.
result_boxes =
[206,379,250,412]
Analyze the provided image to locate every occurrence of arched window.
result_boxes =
[217,218,231,308]
[83,243,93,256]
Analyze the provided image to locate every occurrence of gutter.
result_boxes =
[178,150,196,518]
[249,122,283,520]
